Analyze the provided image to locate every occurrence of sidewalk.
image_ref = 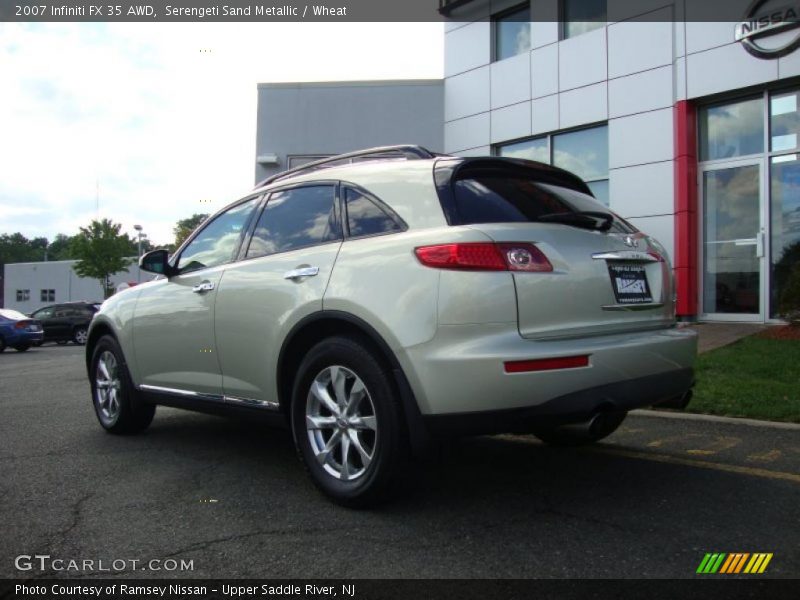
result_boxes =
[688,322,769,353]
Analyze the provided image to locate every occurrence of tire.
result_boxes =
[89,335,155,434]
[14,345,31,352]
[73,326,89,345]
[290,336,407,507]
[0,337,5,353]
[534,411,627,447]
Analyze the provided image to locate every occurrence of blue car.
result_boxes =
[0,309,44,353]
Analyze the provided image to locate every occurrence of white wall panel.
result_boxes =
[609,108,673,168]
[491,102,532,143]
[685,21,739,55]
[559,27,607,91]
[531,43,558,98]
[610,161,674,218]
[445,21,491,77]
[559,82,608,129]
[779,48,800,79]
[686,43,778,99]
[608,15,672,78]
[607,0,676,23]
[445,66,491,121]
[491,52,531,109]
[675,56,686,102]
[531,94,559,135]
[445,113,490,153]
[609,65,672,118]
[530,0,559,48]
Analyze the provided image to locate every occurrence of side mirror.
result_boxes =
[139,249,175,277]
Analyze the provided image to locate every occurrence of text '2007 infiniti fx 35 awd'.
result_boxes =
[85,146,697,506]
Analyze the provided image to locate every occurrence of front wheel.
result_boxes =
[290,336,407,507]
[90,335,155,434]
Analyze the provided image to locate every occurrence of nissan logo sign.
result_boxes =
[735,0,800,58]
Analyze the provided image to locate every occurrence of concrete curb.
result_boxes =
[631,409,800,431]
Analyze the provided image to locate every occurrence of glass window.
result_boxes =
[33,307,54,319]
[586,180,610,207]
[16,289,29,302]
[552,125,608,182]
[40,289,55,302]
[452,171,632,232]
[246,186,340,258]
[562,0,606,39]
[699,97,764,161]
[177,197,259,273]
[497,137,549,163]
[770,90,800,153]
[770,154,800,318]
[345,188,402,237]
[494,5,530,61]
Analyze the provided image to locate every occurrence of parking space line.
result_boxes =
[587,446,800,485]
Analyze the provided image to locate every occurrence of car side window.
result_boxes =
[177,197,259,274]
[246,185,340,258]
[34,307,54,319]
[344,187,402,238]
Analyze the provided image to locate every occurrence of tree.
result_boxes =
[174,214,209,248]
[46,233,77,261]
[70,219,134,298]
[0,232,48,264]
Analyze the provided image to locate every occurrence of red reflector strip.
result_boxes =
[504,355,590,374]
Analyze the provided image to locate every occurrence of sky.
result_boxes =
[0,22,443,246]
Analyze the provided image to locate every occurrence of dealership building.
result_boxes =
[440,0,800,323]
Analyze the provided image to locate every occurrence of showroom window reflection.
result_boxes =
[561,0,606,39]
[493,3,530,61]
[495,125,610,206]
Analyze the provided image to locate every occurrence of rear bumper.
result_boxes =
[423,367,694,436]
[5,330,44,346]
[398,323,697,418]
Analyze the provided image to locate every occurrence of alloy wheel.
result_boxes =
[94,350,122,425]
[74,328,88,344]
[305,365,377,481]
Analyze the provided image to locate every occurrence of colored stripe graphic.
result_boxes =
[698,553,773,574]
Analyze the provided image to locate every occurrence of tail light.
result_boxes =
[415,243,553,272]
[14,321,30,329]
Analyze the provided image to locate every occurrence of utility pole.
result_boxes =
[133,224,145,282]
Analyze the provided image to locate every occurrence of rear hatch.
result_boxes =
[434,158,675,339]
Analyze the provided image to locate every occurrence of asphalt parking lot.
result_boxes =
[1,345,799,579]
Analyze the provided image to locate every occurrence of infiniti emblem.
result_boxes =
[623,235,638,248]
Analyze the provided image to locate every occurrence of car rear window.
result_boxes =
[437,161,637,233]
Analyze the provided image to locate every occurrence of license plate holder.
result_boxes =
[608,263,653,305]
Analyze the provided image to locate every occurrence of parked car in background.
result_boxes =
[0,309,44,352]
[31,302,99,345]
[85,146,697,506]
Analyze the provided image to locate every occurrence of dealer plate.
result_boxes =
[608,263,653,304]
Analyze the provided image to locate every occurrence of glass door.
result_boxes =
[701,161,766,321]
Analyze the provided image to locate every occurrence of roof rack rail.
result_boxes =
[255,145,439,188]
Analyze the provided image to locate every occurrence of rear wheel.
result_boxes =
[534,411,627,446]
[0,337,5,353]
[73,326,88,345]
[290,336,407,507]
[14,345,31,352]
[90,335,155,434]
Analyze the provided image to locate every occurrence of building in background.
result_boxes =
[254,80,444,183]
[441,0,800,323]
[3,260,142,313]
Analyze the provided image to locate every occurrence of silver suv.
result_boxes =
[85,146,697,506]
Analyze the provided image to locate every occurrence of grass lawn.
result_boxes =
[687,337,800,423]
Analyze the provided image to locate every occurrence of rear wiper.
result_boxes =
[537,211,613,232]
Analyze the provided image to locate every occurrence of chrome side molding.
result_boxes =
[138,384,278,410]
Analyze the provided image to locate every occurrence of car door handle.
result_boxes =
[192,281,215,293]
[284,266,319,280]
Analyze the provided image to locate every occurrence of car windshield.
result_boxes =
[0,309,28,320]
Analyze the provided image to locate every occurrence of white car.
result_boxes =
[86,146,697,506]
